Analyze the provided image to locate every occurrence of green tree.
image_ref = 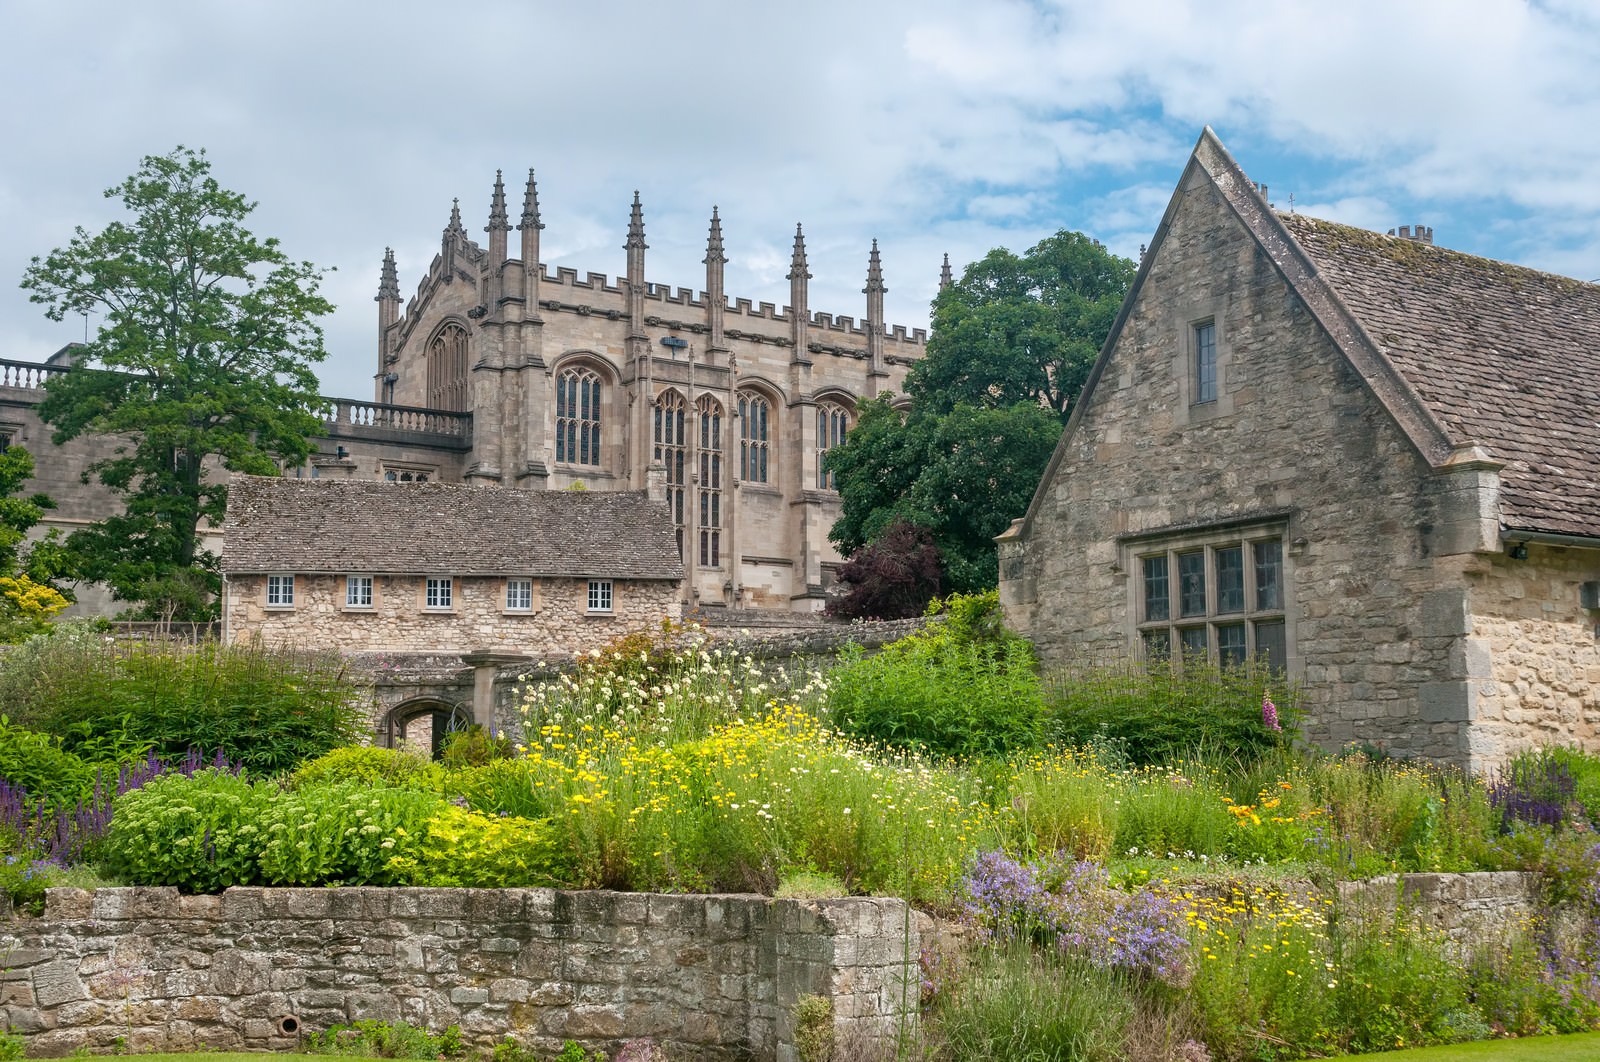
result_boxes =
[21,147,334,620]
[827,400,1063,594]
[909,230,1135,416]
[826,230,1133,594]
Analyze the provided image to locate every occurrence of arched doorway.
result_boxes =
[383,698,471,760]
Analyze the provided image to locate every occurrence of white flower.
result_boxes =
[1127,846,1139,856]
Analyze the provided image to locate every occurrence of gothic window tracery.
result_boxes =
[738,391,771,484]
[653,390,687,553]
[816,400,851,490]
[426,323,469,411]
[556,367,604,466]
[697,395,723,567]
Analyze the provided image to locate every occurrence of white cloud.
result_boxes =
[1,0,1597,397]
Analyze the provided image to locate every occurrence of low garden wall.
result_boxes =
[1,887,920,1062]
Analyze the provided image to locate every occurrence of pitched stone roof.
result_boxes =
[1279,213,1600,539]
[221,476,684,580]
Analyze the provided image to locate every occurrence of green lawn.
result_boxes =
[1337,1032,1600,1060]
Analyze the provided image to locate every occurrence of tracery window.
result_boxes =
[556,368,604,466]
[653,391,687,553]
[816,401,851,490]
[426,323,469,411]
[697,395,723,567]
[738,392,770,484]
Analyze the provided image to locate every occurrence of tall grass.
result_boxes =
[0,627,365,773]
[1044,658,1297,765]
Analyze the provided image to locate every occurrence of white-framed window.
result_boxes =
[506,577,534,611]
[382,465,433,483]
[587,580,613,614]
[345,575,374,609]
[738,391,770,483]
[556,367,604,466]
[1134,529,1286,672]
[266,574,295,608]
[1193,320,1218,405]
[816,401,851,490]
[425,576,454,610]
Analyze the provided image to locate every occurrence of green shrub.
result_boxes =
[439,724,515,767]
[101,768,273,892]
[1044,659,1298,765]
[257,782,439,886]
[292,745,445,792]
[3,636,366,774]
[829,598,1045,757]
[306,1020,464,1059]
[392,804,569,887]
[0,1026,23,1061]
[0,717,96,809]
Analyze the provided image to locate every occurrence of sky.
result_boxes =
[3,0,1599,400]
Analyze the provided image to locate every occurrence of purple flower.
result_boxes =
[1262,692,1281,732]
[958,850,1189,980]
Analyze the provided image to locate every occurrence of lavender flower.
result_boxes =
[958,850,1190,980]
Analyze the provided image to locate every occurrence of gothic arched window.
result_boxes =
[556,368,603,466]
[426,323,469,411]
[738,391,770,484]
[697,395,723,567]
[653,391,687,552]
[816,401,851,490]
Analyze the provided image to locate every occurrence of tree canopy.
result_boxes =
[826,229,1134,599]
[21,147,334,620]
[827,399,1064,595]
[908,230,1136,417]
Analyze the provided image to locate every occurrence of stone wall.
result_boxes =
[1337,871,1547,954]
[1,888,919,1062]
[225,575,681,656]
[1465,543,1600,766]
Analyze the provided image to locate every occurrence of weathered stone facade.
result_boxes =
[1001,129,1600,770]
[4,176,927,622]
[225,574,678,656]
[357,176,926,612]
[0,887,919,1062]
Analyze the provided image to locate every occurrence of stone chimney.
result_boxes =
[1387,224,1435,246]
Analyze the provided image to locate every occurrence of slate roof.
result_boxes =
[221,476,684,580]
[1280,213,1600,539]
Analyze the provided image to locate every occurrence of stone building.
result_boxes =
[220,475,683,656]
[999,128,1600,770]
[3,172,927,618]
[330,172,927,611]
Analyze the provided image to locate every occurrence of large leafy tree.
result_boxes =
[21,147,333,620]
[827,230,1134,596]
[828,399,1064,595]
[908,230,1136,417]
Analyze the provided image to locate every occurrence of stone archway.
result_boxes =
[383,698,471,760]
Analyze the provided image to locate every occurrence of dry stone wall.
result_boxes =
[1,887,918,1062]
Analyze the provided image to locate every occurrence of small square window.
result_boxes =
[587,580,613,614]
[266,574,295,608]
[425,576,453,610]
[506,578,533,611]
[346,575,373,609]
